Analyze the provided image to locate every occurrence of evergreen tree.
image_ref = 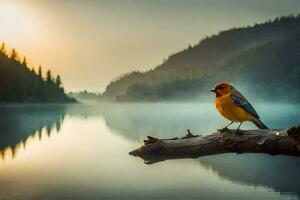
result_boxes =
[46,70,52,83]
[0,42,6,54]
[22,56,27,67]
[10,49,18,60]
[56,75,62,88]
[31,67,36,75]
[38,66,43,78]
[0,43,74,103]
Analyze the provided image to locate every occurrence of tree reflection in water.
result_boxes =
[0,104,66,160]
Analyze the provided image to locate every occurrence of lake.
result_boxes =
[0,103,299,200]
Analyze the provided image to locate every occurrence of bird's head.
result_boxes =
[210,82,233,97]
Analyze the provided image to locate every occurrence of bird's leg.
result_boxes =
[235,122,243,135]
[219,121,234,132]
[236,122,243,129]
[225,121,234,129]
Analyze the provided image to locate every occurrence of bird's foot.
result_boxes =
[183,129,197,138]
[235,129,243,135]
[218,127,229,133]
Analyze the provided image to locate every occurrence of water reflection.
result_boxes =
[67,103,300,138]
[66,103,219,140]
[200,154,300,197]
[0,103,299,199]
[0,104,66,160]
[66,103,300,198]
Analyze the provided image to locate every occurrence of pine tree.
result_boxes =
[10,49,18,60]
[56,75,62,88]
[22,56,27,67]
[46,70,52,83]
[38,66,43,78]
[0,43,72,103]
[31,67,36,75]
[0,42,6,54]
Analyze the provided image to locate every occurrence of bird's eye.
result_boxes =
[216,86,224,90]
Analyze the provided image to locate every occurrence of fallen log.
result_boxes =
[129,126,300,164]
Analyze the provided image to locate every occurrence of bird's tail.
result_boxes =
[251,118,268,129]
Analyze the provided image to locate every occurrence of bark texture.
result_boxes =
[129,126,300,164]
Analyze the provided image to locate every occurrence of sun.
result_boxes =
[0,2,26,37]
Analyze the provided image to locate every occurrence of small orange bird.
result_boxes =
[211,82,268,130]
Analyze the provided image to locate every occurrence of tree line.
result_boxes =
[0,42,75,103]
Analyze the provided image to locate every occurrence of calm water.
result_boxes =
[0,103,300,200]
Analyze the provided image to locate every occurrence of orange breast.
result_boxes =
[214,94,254,122]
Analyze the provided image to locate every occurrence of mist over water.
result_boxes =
[0,103,299,200]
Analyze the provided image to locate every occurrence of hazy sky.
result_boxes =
[0,0,300,92]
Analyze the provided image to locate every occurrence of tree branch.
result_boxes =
[129,126,300,164]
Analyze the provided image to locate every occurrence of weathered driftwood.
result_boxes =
[129,126,300,164]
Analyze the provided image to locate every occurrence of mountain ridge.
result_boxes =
[100,15,300,102]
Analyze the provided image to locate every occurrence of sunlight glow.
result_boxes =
[0,3,26,37]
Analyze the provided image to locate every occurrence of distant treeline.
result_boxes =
[68,90,99,102]
[100,15,300,103]
[0,43,75,103]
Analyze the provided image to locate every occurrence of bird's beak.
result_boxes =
[210,89,216,93]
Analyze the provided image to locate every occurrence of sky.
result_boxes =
[0,0,300,92]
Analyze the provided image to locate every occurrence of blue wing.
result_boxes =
[231,90,260,119]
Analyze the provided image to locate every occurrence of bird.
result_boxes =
[210,82,268,130]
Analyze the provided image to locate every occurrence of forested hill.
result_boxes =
[0,44,75,103]
[100,15,300,102]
